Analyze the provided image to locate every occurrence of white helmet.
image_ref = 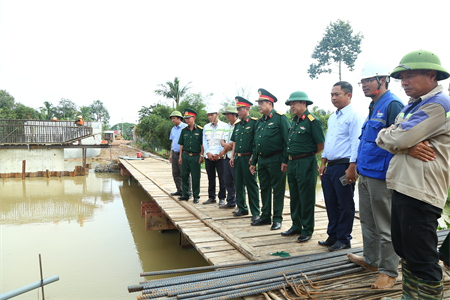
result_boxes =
[206,106,218,114]
[360,60,391,80]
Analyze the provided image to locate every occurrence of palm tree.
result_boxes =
[39,101,54,120]
[154,77,192,108]
[78,106,93,121]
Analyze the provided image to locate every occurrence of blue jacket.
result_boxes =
[357,91,403,180]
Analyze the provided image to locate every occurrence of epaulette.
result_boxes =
[197,125,203,129]
[251,117,258,120]
[307,114,315,122]
[276,111,284,115]
[234,119,241,124]
[182,126,188,130]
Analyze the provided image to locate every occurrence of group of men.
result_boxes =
[167,49,450,299]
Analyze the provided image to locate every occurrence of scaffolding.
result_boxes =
[0,119,94,145]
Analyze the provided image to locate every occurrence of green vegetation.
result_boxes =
[307,19,364,81]
[110,122,136,140]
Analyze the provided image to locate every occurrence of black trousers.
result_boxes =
[223,158,237,206]
[205,158,226,200]
[391,191,442,281]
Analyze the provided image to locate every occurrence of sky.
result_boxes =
[1,0,449,126]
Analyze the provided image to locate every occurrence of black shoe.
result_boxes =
[171,191,182,196]
[251,218,271,226]
[251,215,260,222]
[219,204,236,209]
[297,234,312,243]
[329,241,351,252]
[233,211,249,217]
[271,222,282,230]
[318,238,337,247]
[193,198,200,204]
[178,196,189,201]
[203,198,217,205]
[281,229,301,236]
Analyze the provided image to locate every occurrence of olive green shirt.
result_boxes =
[230,116,258,153]
[178,124,203,153]
[287,109,325,155]
[251,108,290,165]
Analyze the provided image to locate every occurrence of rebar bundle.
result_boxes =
[128,229,450,300]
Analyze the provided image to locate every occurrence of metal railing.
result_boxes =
[0,119,93,145]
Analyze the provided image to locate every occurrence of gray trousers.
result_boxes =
[171,152,191,193]
[223,158,237,206]
[358,175,399,277]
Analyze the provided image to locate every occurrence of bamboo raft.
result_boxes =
[119,156,450,300]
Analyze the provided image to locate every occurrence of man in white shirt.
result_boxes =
[203,106,228,205]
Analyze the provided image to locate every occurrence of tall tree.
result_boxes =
[90,100,110,125]
[0,90,16,119]
[55,98,78,120]
[40,101,54,120]
[78,106,93,121]
[154,77,192,108]
[307,19,363,80]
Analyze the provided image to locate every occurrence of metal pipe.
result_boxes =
[0,275,59,300]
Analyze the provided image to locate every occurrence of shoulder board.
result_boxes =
[234,119,241,124]
[251,117,258,120]
[276,111,283,115]
[197,125,203,129]
[182,126,188,130]
[307,114,315,122]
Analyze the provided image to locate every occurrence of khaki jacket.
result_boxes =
[376,85,450,209]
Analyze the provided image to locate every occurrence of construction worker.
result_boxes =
[230,97,260,221]
[377,50,450,300]
[75,116,84,126]
[283,91,324,242]
[178,108,204,204]
[202,106,227,205]
[250,89,290,231]
[347,60,404,290]
[52,117,58,121]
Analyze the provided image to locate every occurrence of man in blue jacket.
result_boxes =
[347,60,404,289]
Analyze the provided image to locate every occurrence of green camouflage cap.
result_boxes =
[285,91,313,105]
[169,110,183,118]
[223,106,238,114]
[391,49,449,81]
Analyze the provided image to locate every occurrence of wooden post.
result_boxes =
[22,160,26,179]
[46,169,49,178]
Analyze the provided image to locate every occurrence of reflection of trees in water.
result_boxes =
[0,199,98,225]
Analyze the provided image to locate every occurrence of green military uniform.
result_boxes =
[178,109,203,200]
[231,102,260,216]
[251,89,290,224]
[286,103,324,236]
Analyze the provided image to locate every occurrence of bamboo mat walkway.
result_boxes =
[119,155,363,267]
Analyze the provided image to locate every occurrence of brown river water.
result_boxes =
[0,163,208,299]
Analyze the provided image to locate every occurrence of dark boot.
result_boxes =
[417,279,444,300]
[401,259,418,300]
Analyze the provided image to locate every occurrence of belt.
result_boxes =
[260,150,282,159]
[327,158,350,166]
[236,152,252,157]
[288,152,315,161]
[183,151,200,156]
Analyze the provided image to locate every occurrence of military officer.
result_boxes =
[230,97,261,221]
[250,89,290,230]
[282,91,325,242]
[178,108,204,204]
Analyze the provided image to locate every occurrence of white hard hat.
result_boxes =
[360,60,391,80]
[206,106,218,114]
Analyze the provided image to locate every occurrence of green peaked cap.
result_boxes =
[391,49,449,81]
[285,91,313,105]
[223,106,238,114]
[169,110,183,118]
[256,88,277,103]
[183,108,197,118]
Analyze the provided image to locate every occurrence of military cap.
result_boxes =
[285,91,313,105]
[255,88,277,103]
[169,110,183,118]
[183,108,197,118]
[235,96,253,108]
[391,49,449,81]
[223,105,238,114]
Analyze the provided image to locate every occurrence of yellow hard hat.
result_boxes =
[77,116,83,119]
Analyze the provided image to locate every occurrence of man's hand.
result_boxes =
[219,150,226,158]
[250,165,256,175]
[230,158,235,167]
[199,156,204,164]
[213,154,220,161]
[345,163,357,184]
[319,164,326,180]
[408,140,436,162]
[178,157,182,165]
[281,163,287,172]
[207,153,214,161]
[169,154,172,164]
